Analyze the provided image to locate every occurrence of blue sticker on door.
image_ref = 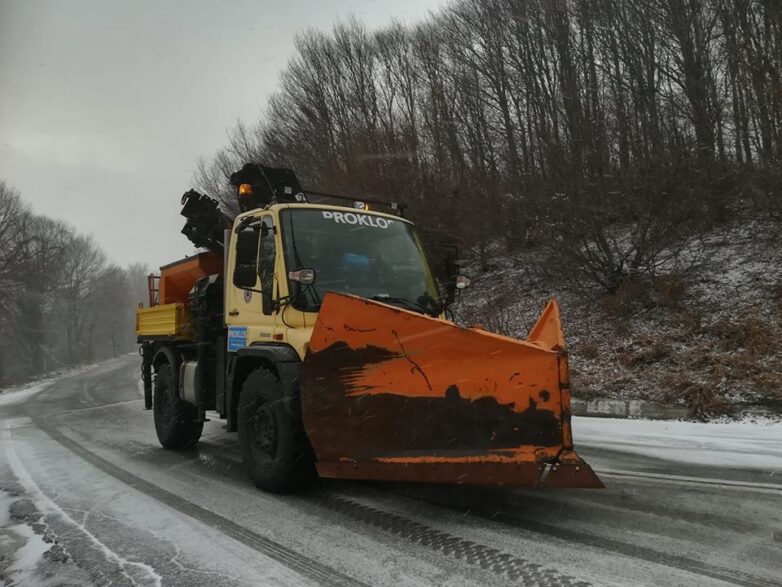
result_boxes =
[227,326,247,351]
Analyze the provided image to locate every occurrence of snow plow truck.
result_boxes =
[136,163,603,493]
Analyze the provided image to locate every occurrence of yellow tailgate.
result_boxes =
[136,303,193,339]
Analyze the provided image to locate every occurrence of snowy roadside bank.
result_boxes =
[574,415,782,471]
[0,358,126,407]
[0,378,63,409]
[456,217,782,415]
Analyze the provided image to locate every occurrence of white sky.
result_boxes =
[0,0,445,269]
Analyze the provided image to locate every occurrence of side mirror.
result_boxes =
[288,268,316,285]
[455,275,471,290]
[233,264,258,289]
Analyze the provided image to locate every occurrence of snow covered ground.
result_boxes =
[0,495,59,587]
[575,415,782,471]
[0,382,55,409]
[0,362,108,408]
[456,215,782,415]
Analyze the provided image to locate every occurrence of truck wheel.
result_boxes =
[238,367,315,493]
[154,363,203,449]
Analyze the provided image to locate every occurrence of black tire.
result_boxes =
[238,367,316,493]
[154,363,203,449]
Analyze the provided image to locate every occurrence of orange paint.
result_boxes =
[300,292,603,488]
[308,293,562,410]
[158,252,223,305]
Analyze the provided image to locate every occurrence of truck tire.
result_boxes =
[154,363,203,449]
[238,366,315,493]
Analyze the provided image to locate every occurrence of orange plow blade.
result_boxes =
[299,292,603,488]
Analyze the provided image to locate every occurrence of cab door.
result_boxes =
[226,215,279,350]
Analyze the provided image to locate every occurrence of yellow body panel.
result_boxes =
[136,303,193,339]
[225,206,318,359]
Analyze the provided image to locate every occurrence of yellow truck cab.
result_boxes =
[224,202,442,362]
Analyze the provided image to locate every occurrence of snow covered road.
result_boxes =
[0,356,780,586]
[574,416,782,472]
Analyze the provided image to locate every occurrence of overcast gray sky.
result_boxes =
[0,0,445,269]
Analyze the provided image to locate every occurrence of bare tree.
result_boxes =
[194,0,782,289]
[0,181,149,387]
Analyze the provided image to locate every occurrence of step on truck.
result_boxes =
[136,163,603,492]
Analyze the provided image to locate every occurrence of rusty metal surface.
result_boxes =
[542,461,605,489]
[316,460,542,485]
[300,292,602,488]
[317,458,603,488]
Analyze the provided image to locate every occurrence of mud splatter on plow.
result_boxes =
[300,293,603,488]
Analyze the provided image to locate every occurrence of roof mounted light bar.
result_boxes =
[228,162,406,217]
[304,189,406,217]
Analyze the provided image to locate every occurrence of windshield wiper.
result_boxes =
[371,295,436,316]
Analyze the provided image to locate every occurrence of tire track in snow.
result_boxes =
[318,493,591,586]
[111,441,592,586]
[27,419,367,587]
[388,484,781,587]
[3,429,163,587]
[197,447,775,587]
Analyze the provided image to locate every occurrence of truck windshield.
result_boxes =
[280,208,441,315]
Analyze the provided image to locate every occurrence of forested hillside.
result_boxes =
[193,0,780,414]
[196,0,780,278]
[0,181,147,387]
[456,214,781,417]
[6,0,779,407]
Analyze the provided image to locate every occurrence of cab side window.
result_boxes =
[258,216,276,315]
[233,223,261,290]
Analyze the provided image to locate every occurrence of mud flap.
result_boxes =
[300,292,603,488]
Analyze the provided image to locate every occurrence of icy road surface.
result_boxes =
[0,356,780,586]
